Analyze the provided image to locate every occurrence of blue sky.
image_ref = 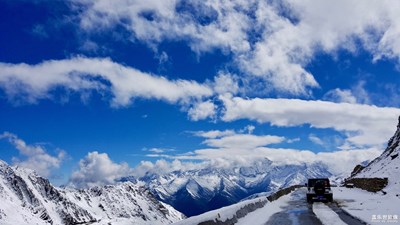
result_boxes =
[1,0,400,187]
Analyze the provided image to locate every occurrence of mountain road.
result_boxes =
[265,188,366,225]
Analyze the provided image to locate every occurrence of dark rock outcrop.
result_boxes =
[344,177,388,192]
[350,165,365,177]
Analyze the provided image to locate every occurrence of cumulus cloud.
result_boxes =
[220,95,400,147]
[71,0,400,95]
[69,151,132,188]
[212,72,240,95]
[0,57,212,106]
[188,100,216,121]
[0,132,66,177]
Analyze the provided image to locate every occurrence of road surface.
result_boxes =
[265,188,366,225]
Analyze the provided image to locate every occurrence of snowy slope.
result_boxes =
[353,116,400,193]
[140,158,334,216]
[0,160,184,225]
[340,116,400,224]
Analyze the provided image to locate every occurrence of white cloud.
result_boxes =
[287,137,300,144]
[202,133,284,149]
[156,51,169,65]
[193,129,236,139]
[0,132,66,177]
[137,129,382,175]
[80,40,100,52]
[135,123,390,176]
[188,100,216,121]
[31,24,48,39]
[145,147,175,154]
[133,159,205,177]
[149,148,167,153]
[220,95,400,147]
[323,88,357,104]
[254,147,381,175]
[352,81,371,104]
[212,72,240,95]
[241,125,255,134]
[71,0,400,95]
[148,128,285,167]
[179,128,286,163]
[325,82,400,108]
[0,57,212,106]
[69,151,132,188]
[324,82,372,106]
[308,134,324,146]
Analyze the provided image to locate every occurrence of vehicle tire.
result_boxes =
[307,194,312,203]
[327,194,333,202]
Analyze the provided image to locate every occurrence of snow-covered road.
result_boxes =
[264,188,322,225]
[173,187,382,225]
[246,188,366,225]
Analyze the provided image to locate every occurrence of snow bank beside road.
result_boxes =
[172,197,268,225]
[235,194,291,225]
[333,187,400,224]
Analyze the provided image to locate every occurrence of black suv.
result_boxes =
[306,178,333,203]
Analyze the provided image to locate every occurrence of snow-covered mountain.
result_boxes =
[139,158,333,216]
[0,160,184,225]
[353,116,400,193]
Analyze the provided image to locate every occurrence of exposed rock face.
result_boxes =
[387,116,400,155]
[350,164,365,177]
[344,178,388,192]
[0,160,184,225]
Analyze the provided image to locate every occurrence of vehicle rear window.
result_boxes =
[308,179,330,187]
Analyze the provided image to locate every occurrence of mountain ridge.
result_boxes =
[0,160,184,225]
[138,158,334,216]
